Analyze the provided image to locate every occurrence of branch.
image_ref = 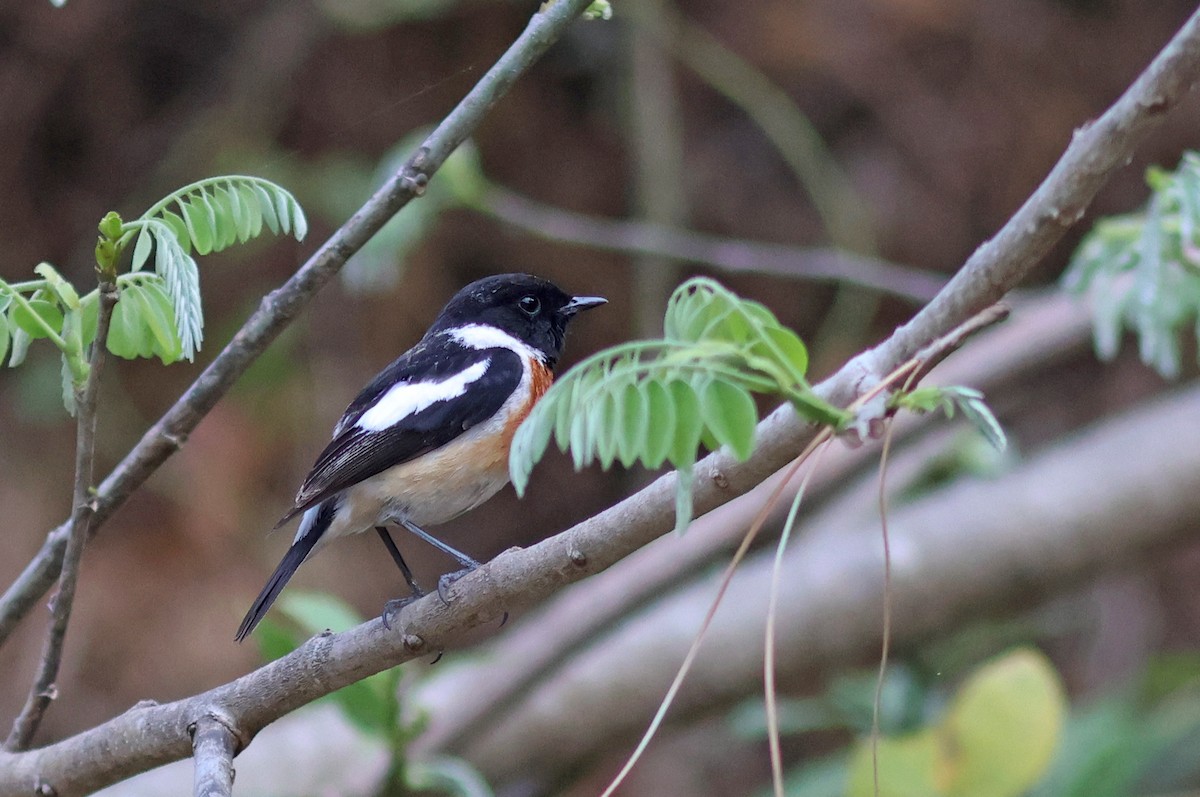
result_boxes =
[0,0,599,650]
[2,5,1199,794]
[5,279,119,751]
[478,185,945,301]
[190,715,239,797]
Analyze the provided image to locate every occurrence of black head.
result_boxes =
[428,274,605,366]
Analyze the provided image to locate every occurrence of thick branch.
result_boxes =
[0,0,599,649]
[5,280,118,751]
[1,5,1199,795]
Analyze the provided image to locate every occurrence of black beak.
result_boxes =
[560,295,607,316]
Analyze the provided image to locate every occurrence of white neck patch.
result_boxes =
[449,324,546,363]
[356,359,490,432]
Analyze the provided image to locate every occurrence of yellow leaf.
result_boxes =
[846,730,941,797]
[940,648,1066,797]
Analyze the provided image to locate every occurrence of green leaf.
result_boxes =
[758,325,809,383]
[616,381,649,469]
[152,222,204,359]
[60,352,77,416]
[700,379,757,460]
[79,290,99,347]
[130,227,153,271]
[11,299,64,340]
[593,387,620,470]
[106,287,153,360]
[667,378,703,469]
[674,465,695,535]
[642,379,676,469]
[254,183,281,234]
[160,209,191,254]
[0,311,9,366]
[272,185,293,236]
[509,400,555,497]
[180,197,214,255]
[1064,150,1200,379]
[34,263,79,310]
[8,326,31,367]
[136,281,184,364]
[236,183,264,241]
[209,186,236,251]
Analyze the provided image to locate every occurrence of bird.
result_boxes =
[235,273,605,642]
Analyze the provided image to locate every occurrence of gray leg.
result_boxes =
[376,526,425,629]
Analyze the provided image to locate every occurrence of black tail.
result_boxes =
[236,504,331,642]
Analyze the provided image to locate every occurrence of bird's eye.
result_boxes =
[518,295,541,316]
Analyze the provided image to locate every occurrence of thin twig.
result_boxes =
[5,280,118,751]
[0,0,599,650]
[478,186,945,301]
[190,716,238,797]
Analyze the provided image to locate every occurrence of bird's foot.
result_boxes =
[436,566,478,605]
[381,591,424,630]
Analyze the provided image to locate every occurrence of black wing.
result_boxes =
[277,342,523,524]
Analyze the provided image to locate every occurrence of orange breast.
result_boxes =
[502,358,554,447]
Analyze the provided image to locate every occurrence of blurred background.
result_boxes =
[2,0,1200,795]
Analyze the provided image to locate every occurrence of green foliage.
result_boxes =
[891,385,1007,452]
[257,590,493,797]
[843,648,1066,797]
[0,175,305,414]
[509,277,850,533]
[582,0,614,20]
[124,175,307,358]
[1063,151,1200,379]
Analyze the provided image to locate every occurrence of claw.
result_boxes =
[436,566,477,604]
[381,593,423,630]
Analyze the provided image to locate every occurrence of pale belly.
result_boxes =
[318,424,511,545]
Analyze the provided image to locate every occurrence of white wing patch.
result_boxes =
[355,359,490,432]
[450,324,546,363]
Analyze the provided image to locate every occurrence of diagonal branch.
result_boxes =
[5,279,119,751]
[0,0,600,650]
[1,6,1199,793]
